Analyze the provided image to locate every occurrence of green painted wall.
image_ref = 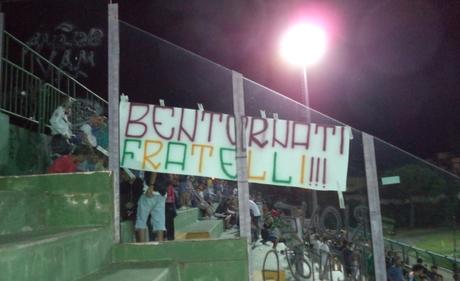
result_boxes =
[0,227,113,281]
[0,190,47,235]
[0,113,51,176]
[113,239,249,281]
[0,172,114,234]
[0,112,9,166]
[0,172,115,281]
[175,207,199,231]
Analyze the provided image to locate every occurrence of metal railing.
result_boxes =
[0,30,107,132]
[384,238,459,272]
[1,57,41,122]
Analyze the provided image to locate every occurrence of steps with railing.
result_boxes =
[0,30,107,133]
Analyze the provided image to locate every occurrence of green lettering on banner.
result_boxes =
[121,139,142,165]
[219,147,237,179]
[165,142,187,170]
[272,152,292,184]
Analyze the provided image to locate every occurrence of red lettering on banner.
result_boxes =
[125,103,149,138]
[178,108,198,142]
[322,158,327,186]
[272,119,289,148]
[291,122,310,149]
[316,157,320,186]
[315,124,336,151]
[225,115,236,145]
[152,106,175,140]
[201,111,223,142]
[340,127,345,155]
[249,117,268,148]
[309,157,314,185]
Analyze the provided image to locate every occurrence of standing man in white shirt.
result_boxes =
[249,198,261,243]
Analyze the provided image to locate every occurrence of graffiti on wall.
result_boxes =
[25,22,104,81]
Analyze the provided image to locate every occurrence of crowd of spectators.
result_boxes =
[385,251,457,281]
[119,170,240,242]
[47,101,108,174]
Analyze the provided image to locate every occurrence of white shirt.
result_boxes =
[249,200,261,217]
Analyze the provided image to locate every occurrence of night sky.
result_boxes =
[2,0,460,158]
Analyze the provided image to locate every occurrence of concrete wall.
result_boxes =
[114,239,249,281]
[0,171,115,281]
[0,112,9,166]
[0,172,113,234]
[0,112,51,176]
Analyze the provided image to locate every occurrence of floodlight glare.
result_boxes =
[280,23,327,67]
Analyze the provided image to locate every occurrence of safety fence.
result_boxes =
[0,30,107,132]
[384,238,459,272]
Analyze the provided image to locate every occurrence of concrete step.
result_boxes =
[77,262,172,281]
[0,226,113,281]
[0,190,47,235]
[175,207,200,232]
[176,219,224,240]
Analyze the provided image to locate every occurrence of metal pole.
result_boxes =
[454,215,457,269]
[362,132,387,281]
[0,12,4,100]
[232,70,252,281]
[301,67,318,213]
[108,3,120,243]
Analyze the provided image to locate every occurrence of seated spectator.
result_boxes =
[409,264,426,281]
[215,198,237,229]
[427,265,442,281]
[388,256,405,281]
[120,169,144,221]
[178,175,191,209]
[260,205,279,249]
[49,102,73,139]
[48,146,89,173]
[90,115,108,150]
[414,258,428,274]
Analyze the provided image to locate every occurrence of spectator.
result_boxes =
[215,198,236,229]
[48,146,88,173]
[134,172,168,242]
[49,102,73,139]
[165,177,177,241]
[260,204,278,249]
[319,237,331,280]
[249,198,261,243]
[90,115,108,150]
[342,240,354,278]
[178,175,191,209]
[309,234,321,267]
[414,258,428,275]
[427,265,440,281]
[119,169,144,221]
[409,264,426,281]
[388,256,405,281]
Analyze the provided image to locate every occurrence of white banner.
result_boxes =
[120,101,352,191]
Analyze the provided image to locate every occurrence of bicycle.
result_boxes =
[262,249,281,281]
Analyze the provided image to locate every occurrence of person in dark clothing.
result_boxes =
[119,169,144,221]
[135,172,169,242]
[164,177,177,240]
[342,240,354,278]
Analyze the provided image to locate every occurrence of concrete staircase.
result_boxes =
[0,172,115,281]
[0,172,248,281]
[120,205,224,242]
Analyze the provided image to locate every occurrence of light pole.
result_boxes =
[280,22,328,213]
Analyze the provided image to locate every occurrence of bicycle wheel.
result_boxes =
[286,250,312,280]
[262,249,280,281]
[319,206,342,237]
